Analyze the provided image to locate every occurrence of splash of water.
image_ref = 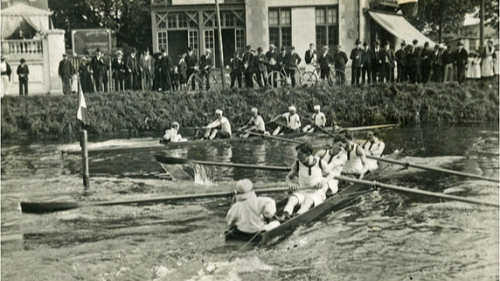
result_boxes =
[191,164,215,185]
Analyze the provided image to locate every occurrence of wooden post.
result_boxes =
[215,0,226,89]
[480,0,485,48]
[81,129,90,190]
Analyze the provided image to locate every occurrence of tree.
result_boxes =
[403,0,477,43]
[474,0,499,32]
[49,0,151,52]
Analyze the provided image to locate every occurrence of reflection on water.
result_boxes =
[1,124,499,281]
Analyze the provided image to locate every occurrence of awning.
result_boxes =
[1,3,52,39]
[369,11,435,46]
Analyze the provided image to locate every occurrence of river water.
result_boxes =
[1,124,499,281]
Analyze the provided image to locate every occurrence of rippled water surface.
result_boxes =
[1,124,499,281]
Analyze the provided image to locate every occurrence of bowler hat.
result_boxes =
[188,46,193,51]
[412,39,418,44]
[257,47,263,52]
[458,41,464,46]
[20,58,26,63]
[62,53,67,57]
[96,48,101,52]
[363,41,368,46]
[281,46,286,51]
[401,40,406,46]
[355,39,361,45]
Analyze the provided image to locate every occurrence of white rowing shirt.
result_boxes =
[283,112,301,129]
[343,144,364,174]
[362,140,385,157]
[296,157,325,189]
[163,128,182,142]
[207,117,232,136]
[248,115,265,132]
[312,112,326,127]
[320,150,347,176]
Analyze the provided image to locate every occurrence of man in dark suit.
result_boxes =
[304,43,316,65]
[112,50,127,91]
[158,48,173,91]
[126,48,140,90]
[199,49,214,90]
[350,39,363,85]
[372,40,383,83]
[380,42,395,83]
[361,41,372,84]
[266,44,279,87]
[454,42,468,84]
[91,49,109,92]
[317,46,333,81]
[58,54,73,95]
[432,44,443,82]
[242,45,254,88]
[333,45,348,85]
[421,42,433,83]
[17,58,29,96]
[284,46,301,87]
[185,47,198,90]
[395,41,407,82]
[407,39,422,84]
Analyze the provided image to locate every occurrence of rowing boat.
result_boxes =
[225,151,400,246]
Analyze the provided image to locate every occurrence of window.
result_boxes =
[189,30,198,50]
[157,32,167,52]
[235,29,245,50]
[204,30,214,51]
[315,7,338,50]
[268,8,292,50]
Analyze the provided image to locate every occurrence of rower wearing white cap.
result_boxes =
[270,106,301,135]
[162,122,186,142]
[238,107,266,138]
[203,109,232,139]
[226,179,280,235]
[302,105,327,133]
[342,131,369,178]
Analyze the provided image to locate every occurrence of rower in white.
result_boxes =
[270,106,301,135]
[226,179,280,234]
[342,131,369,178]
[315,135,349,195]
[302,105,326,133]
[238,107,268,138]
[361,129,385,172]
[280,143,335,221]
[203,109,232,140]
[162,122,187,142]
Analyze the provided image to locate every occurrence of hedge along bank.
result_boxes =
[1,82,498,139]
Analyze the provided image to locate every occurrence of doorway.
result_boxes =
[168,30,188,65]
[214,29,235,67]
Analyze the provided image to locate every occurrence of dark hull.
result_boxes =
[225,152,400,246]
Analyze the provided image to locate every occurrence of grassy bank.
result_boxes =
[1,81,498,139]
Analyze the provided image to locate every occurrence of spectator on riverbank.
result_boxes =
[372,40,382,83]
[350,39,363,85]
[79,56,93,93]
[126,48,140,90]
[230,50,243,89]
[396,41,407,83]
[442,45,454,83]
[333,45,348,85]
[58,54,73,95]
[178,54,187,90]
[158,48,173,91]
[361,41,373,84]
[1,56,12,96]
[481,40,495,80]
[140,48,155,91]
[318,46,333,81]
[17,58,29,96]
[112,51,127,91]
[455,42,468,85]
[91,49,109,92]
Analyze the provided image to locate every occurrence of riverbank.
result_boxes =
[1,81,498,139]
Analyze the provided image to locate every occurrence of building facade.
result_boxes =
[150,0,377,67]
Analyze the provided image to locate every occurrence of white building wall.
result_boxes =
[267,0,338,7]
[291,8,315,67]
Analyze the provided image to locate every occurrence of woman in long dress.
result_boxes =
[466,52,475,80]
[472,51,482,80]
[481,40,495,79]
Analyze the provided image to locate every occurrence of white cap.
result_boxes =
[288,106,296,112]
[314,105,320,110]
[215,109,223,115]
[251,107,258,113]
[206,49,212,53]
[172,121,179,127]
[235,179,253,194]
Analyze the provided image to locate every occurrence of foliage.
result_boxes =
[1,82,498,139]
[474,0,500,32]
[49,0,152,51]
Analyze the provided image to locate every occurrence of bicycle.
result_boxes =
[186,67,230,91]
[328,68,347,86]
[266,65,301,89]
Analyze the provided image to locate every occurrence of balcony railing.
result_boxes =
[6,39,43,55]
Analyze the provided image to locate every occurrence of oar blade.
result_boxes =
[155,155,192,165]
[20,202,83,214]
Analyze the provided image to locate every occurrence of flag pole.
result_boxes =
[215,0,226,89]
[77,76,90,190]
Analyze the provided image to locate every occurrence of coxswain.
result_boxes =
[279,143,335,221]
[270,106,301,135]
[315,135,349,195]
[203,109,232,139]
[162,122,186,142]
[226,179,280,235]
[361,129,385,172]
[238,107,266,138]
[302,105,326,133]
[342,131,369,178]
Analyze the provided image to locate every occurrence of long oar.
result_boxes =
[243,131,303,144]
[154,155,290,171]
[335,175,498,207]
[20,187,291,214]
[339,124,399,132]
[367,156,499,183]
